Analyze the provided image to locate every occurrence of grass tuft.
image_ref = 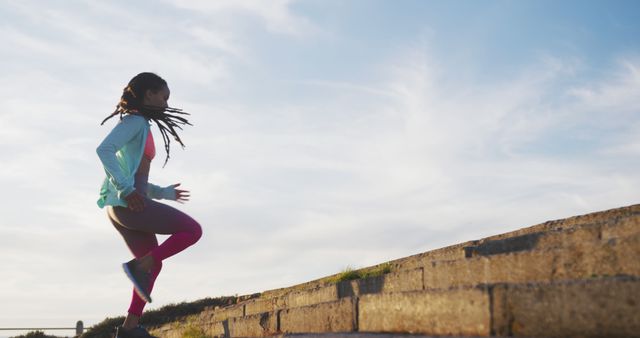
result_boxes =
[331,262,393,283]
[361,262,392,278]
[333,266,360,282]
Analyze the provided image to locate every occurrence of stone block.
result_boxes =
[359,288,491,336]
[492,277,640,337]
[229,311,278,337]
[201,320,226,338]
[285,284,338,309]
[337,268,423,298]
[391,241,473,271]
[279,297,356,334]
[492,204,640,237]
[245,297,276,316]
[601,215,640,240]
[209,304,245,322]
[425,249,553,289]
[463,212,639,260]
[423,231,640,289]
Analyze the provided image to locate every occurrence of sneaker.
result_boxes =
[115,325,158,338]
[122,259,152,303]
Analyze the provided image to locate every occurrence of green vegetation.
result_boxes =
[79,316,123,338]
[11,331,60,338]
[78,262,395,337]
[362,262,392,278]
[80,296,238,338]
[333,266,360,282]
[331,262,393,283]
[182,325,211,338]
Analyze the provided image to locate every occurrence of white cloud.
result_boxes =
[166,0,319,37]
[569,57,640,112]
[568,58,640,157]
[185,26,246,59]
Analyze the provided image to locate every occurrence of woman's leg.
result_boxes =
[108,198,203,264]
[105,173,202,335]
[107,213,163,319]
[106,198,202,323]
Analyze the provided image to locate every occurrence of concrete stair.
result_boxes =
[148,204,640,337]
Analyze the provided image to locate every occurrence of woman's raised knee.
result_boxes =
[178,213,203,241]
[191,221,203,243]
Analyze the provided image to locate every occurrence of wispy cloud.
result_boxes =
[569,57,640,113]
[567,57,640,156]
[165,0,319,37]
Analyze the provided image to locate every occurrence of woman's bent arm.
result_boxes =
[96,117,145,199]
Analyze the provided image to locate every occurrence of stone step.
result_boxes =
[490,276,640,337]
[395,207,640,271]
[234,229,640,318]
[150,276,640,337]
[146,204,640,337]
[187,217,639,335]
[360,276,640,337]
[423,229,640,289]
[240,267,425,317]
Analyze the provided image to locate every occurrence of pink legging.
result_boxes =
[106,173,202,316]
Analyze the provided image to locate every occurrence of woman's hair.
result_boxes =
[101,72,192,168]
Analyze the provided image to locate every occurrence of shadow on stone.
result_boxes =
[222,319,230,338]
[337,275,386,298]
[464,232,543,258]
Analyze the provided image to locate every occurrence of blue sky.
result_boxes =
[1,0,639,336]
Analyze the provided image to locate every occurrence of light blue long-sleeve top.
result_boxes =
[96,113,176,208]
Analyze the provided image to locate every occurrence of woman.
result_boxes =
[96,72,203,338]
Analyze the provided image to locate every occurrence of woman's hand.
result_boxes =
[172,183,191,204]
[125,190,146,212]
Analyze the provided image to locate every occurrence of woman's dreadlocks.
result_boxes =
[100,72,192,168]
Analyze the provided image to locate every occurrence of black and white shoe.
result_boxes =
[122,259,152,303]
[115,325,158,338]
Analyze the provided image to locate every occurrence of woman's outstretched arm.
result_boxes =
[147,182,190,203]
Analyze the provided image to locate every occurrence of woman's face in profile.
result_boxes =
[144,85,170,109]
